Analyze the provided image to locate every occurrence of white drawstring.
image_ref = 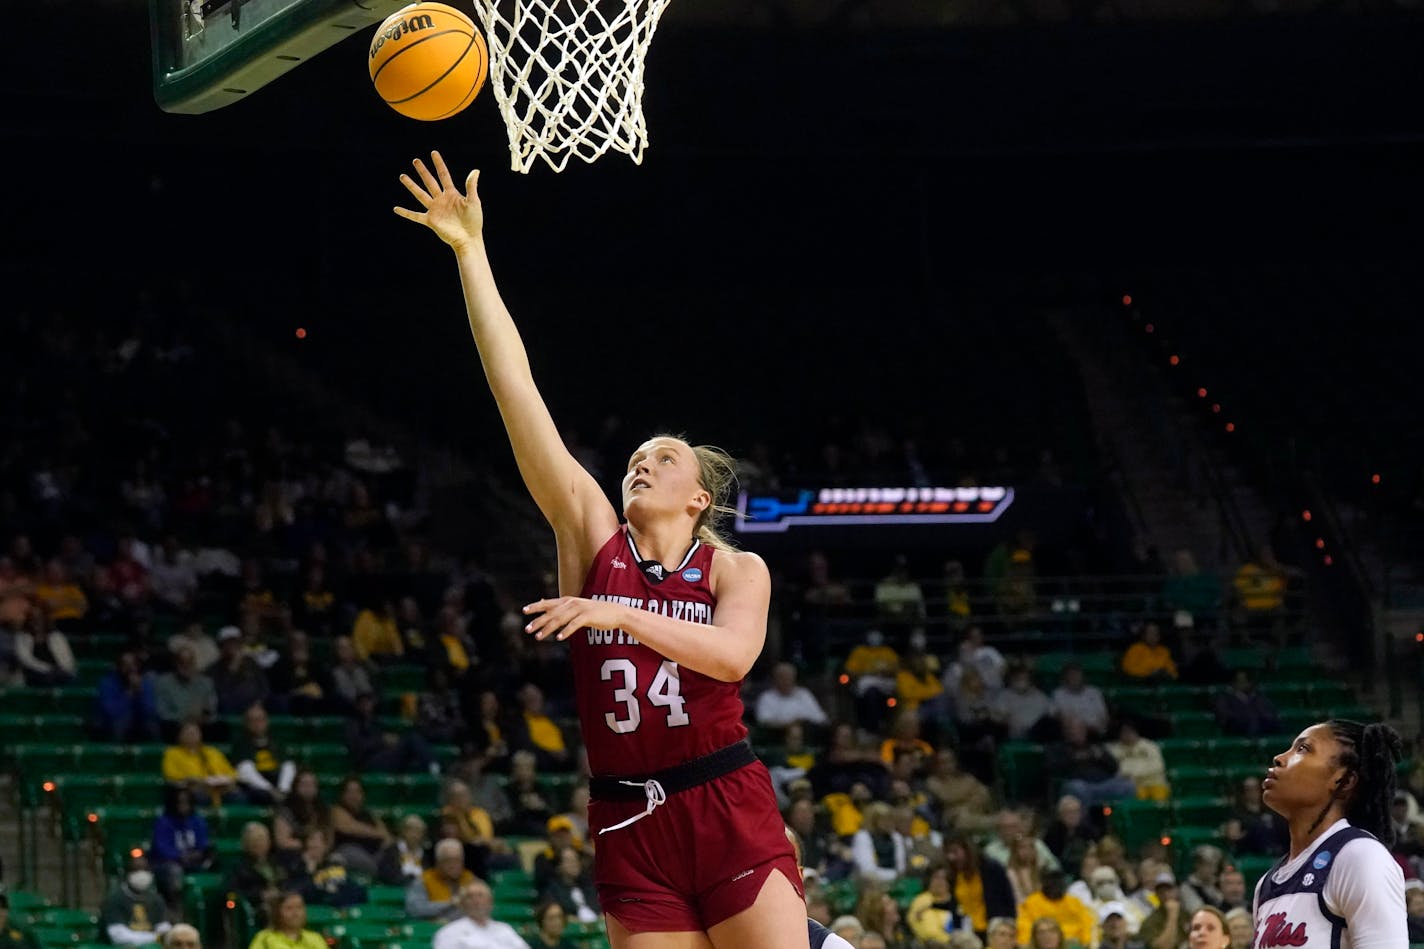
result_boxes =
[598,779,667,835]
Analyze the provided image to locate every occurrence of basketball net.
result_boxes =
[472,0,671,173]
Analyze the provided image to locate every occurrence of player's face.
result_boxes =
[621,438,708,522]
[1264,724,1348,816]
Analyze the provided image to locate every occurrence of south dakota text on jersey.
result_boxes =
[584,593,714,644]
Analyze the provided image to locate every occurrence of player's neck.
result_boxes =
[1286,806,1345,861]
[627,519,696,568]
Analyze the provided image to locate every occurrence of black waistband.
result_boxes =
[589,739,757,801]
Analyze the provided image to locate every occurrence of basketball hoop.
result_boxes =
[472,0,671,173]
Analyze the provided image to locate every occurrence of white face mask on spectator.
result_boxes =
[128,870,154,892]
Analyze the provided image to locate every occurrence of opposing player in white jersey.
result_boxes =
[1255,719,1406,949]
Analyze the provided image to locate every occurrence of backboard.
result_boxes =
[149,0,410,113]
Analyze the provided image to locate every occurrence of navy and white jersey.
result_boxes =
[1252,819,1406,949]
[809,918,856,949]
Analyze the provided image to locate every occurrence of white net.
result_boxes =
[472,0,672,173]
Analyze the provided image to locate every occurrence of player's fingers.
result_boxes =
[431,150,456,191]
[398,174,433,208]
[465,169,480,198]
[522,598,560,614]
[392,206,427,224]
[412,158,441,197]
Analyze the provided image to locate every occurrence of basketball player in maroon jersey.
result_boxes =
[394,152,808,949]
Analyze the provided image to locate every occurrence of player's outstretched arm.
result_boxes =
[394,151,617,557]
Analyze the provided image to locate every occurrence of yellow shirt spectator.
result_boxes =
[35,580,87,621]
[248,930,327,949]
[845,643,899,678]
[1233,562,1285,611]
[895,667,944,713]
[162,744,237,784]
[352,608,404,661]
[955,871,988,932]
[1016,890,1096,948]
[1121,626,1177,680]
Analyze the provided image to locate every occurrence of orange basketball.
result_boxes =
[369,2,488,121]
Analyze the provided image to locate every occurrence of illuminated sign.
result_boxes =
[734,486,1015,533]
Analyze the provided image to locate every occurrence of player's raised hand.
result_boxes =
[393,150,484,249]
[522,596,627,642]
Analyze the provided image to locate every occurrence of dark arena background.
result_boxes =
[4,1,1424,947]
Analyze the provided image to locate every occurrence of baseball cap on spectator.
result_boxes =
[1154,871,1177,887]
[1405,879,1424,894]
[1098,902,1129,923]
[217,626,241,643]
[547,815,576,835]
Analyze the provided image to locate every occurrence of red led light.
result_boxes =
[43,781,55,792]
[838,674,850,685]
[1169,355,1180,366]
[1211,403,1221,414]
[886,697,898,708]
[295,327,307,339]
[87,813,98,823]
[1197,388,1207,398]
[1145,323,1155,334]
[1372,473,1381,485]
[1302,510,1312,522]
[1225,422,1235,432]
[1161,836,1172,846]
[1122,295,1133,306]
[1323,555,1334,566]
[130,848,143,858]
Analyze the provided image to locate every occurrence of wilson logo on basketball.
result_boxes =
[369,13,435,58]
[1256,913,1308,948]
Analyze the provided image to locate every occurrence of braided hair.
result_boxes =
[1307,719,1404,845]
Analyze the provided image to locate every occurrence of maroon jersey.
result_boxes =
[573,525,749,778]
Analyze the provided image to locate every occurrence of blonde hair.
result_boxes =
[647,434,740,551]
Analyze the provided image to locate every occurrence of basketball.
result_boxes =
[369,2,488,122]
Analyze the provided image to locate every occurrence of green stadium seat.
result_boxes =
[328,921,402,949]
[0,687,95,717]
[1230,854,1279,891]
[1157,738,1206,763]
[1274,647,1314,673]
[303,905,345,928]
[26,909,98,929]
[31,926,85,947]
[1166,766,1228,798]
[344,905,411,924]
[211,804,274,835]
[0,714,87,743]
[1204,738,1263,768]
[1220,647,1267,671]
[1106,799,1171,854]
[1259,683,1309,707]
[493,903,537,924]
[85,634,129,660]
[5,892,51,915]
[381,665,429,693]
[53,774,169,815]
[76,658,111,685]
[1172,796,1230,827]
[1158,686,1213,714]
[1170,712,1217,739]
[1105,685,1160,716]
[296,743,353,775]
[367,886,408,907]
[1165,826,1226,872]
[1306,682,1355,706]
[997,742,1046,803]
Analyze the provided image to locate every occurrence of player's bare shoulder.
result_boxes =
[709,546,771,595]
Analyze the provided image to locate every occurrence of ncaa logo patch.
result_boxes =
[1302,873,1315,887]
[1313,851,1332,870]
[682,568,703,582]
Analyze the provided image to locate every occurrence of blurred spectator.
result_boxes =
[1225,907,1255,949]
[418,667,469,745]
[1079,867,1146,936]
[851,802,905,884]
[880,713,935,771]
[510,684,572,771]
[985,918,1017,949]
[155,644,218,738]
[286,829,367,908]
[1099,902,1144,949]
[329,637,377,712]
[896,633,945,720]
[786,798,838,882]
[432,882,530,949]
[96,651,161,741]
[830,916,865,947]
[237,560,284,637]
[995,548,1038,620]
[944,626,1007,695]
[1027,918,1066,949]
[508,751,555,837]
[0,893,39,949]
[397,596,430,655]
[1231,545,1295,635]
[269,629,325,715]
[875,554,926,624]
[942,560,973,631]
[991,668,1055,742]
[1407,883,1424,944]
[1217,868,1248,913]
[1213,670,1281,738]
[379,814,432,884]
[943,834,1017,933]
[247,891,325,949]
[213,626,271,716]
[346,690,438,774]
[167,622,219,674]
[798,551,852,670]
[331,776,392,876]
[756,661,829,728]
[232,703,296,804]
[430,605,477,682]
[162,721,239,806]
[983,810,1060,874]
[1051,664,1107,738]
[16,604,76,685]
[33,559,88,633]
[1162,550,1221,631]
[1180,636,1232,687]
[1042,795,1100,874]
[925,748,995,833]
[466,690,514,774]
[1138,872,1189,949]
[844,628,900,733]
[539,845,600,924]
[225,822,281,922]
[1107,720,1170,801]
[953,666,1006,784]
[1121,623,1178,681]
[239,614,280,671]
[274,769,332,854]
[150,536,198,614]
[855,888,909,949]
[454,757,515,834]
[442,778,509,880]
[407,838,477,922]
[1006,835,1043,907]
[291,564,339,639]
[102,852,171,946]
[1014,869,1095,948]
[1221,775,1287,856]
[163,924,200,949]
[352,598,404,662]
[1177,846,1224,915]
[1050,718,1136,808]
[151,786,216,912]
[533,816,588,892]
[529,902,575,949]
